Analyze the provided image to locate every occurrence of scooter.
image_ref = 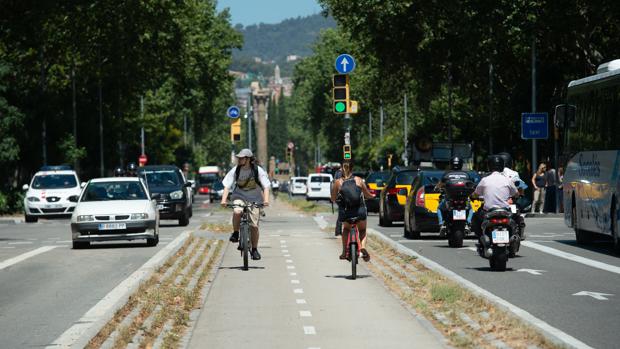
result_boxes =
[442,179,476,248]
[478,207,517,271]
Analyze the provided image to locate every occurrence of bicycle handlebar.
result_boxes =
[225,202,265,209]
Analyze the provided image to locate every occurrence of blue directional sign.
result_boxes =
[335,54,356,74]
[227,106,240,119]
[521,113,548,139]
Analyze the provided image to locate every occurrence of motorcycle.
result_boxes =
[440,179,476,248]
[478,207,518,271]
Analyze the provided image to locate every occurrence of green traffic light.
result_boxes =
[335,101,346,113]
[344,153,351,159]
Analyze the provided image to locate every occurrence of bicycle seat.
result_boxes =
[345,216,361,224]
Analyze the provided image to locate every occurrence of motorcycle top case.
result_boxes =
[444,179,475,200]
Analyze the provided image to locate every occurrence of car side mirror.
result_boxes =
[397,188,408,196]
[184,182,192,187]
[68,195,79,202]
[22,184,29,191]
[80,182,86,188]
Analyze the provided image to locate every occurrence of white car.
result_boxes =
[306,173,333,200]
[70,177,159,249]
[289,177,308,195]
[22,166,85,223]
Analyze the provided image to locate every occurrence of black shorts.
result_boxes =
[339,205,367,223]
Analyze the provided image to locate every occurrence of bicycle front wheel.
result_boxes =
[241,224,249,271]
[350,243,358,280]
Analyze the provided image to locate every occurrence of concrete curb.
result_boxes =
[47,230,192,349]
[367,228,594,349]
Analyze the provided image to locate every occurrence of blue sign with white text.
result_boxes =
[227,106,240,119]
[335,54,356,74]
[521,113,548,139]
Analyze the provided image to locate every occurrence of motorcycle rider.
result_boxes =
[126,162,138,177]
[497,152,527,239]
[114,166,125,177]
[471,155,519,239]
[436,156,475,236]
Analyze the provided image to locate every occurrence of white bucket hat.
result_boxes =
[235,149,254,158]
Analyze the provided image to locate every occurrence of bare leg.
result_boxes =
[233,211,242,231]
[250,225,259,248]
[357,220,368,249]
[341,222,351,256]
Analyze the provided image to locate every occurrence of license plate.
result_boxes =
[453,210,466,220]
[157,204,164,210]
[98,223,126,230]
[312,188,320,191]
[492,230,510,243]
[510,205,517,214]
[45,204,62,209]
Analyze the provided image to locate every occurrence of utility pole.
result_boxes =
[489,62,494,155]
[140,96,145,156]
[404,93,408,166]
[71,65,77,170]
[448,69,453,158]
[531,36,537,176]
[379,101,384,142]
[98,77,104,177]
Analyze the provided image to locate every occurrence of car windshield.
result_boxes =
[395,171,417,185]
[31,174,77,189]
[81,181,147,201]
[141,170,180,187]
[294,179,307,184]
[198,173,219,186]
[366,172,389,183]
[310,176,331,183]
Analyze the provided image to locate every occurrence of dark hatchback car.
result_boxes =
[403,170,481,239]
[139,165,193,226]
[378,167,419,226]
[365,171,390,213]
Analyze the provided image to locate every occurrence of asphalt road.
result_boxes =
[356,213,620,349]
[0,199,211,348]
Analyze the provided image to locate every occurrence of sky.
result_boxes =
[216,0,323,27]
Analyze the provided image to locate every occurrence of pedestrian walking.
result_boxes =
[544,162,557,213]
[557,166,564,213]
[531,163,547,214]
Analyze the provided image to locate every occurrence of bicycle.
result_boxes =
[227,202,264,271]
[344,217,362,279]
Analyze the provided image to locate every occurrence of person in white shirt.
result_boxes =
[221,149,271,260]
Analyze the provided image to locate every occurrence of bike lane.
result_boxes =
[187,200,447,349]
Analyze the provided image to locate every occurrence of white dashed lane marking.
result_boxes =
[296,299,306,304]
[291,280,300,284]
[294,288,304,294]
[299,311,312,317]
[286,259,293,263]
[287,265,295,269]
[303,326,316,335]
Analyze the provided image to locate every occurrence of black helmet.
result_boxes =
[126,162,138,175]
[497,152,512,168]
[114,166,124,177]
[488,155,505,172]
[450,156,463,171]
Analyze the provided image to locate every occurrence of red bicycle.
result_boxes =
[344,217,362,279]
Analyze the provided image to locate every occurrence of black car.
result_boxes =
[378,167,420,226]
[138,165,193,226]
[208,180,225,203]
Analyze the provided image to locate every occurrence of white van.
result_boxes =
[289,177,308,196]
[306,173,333,201]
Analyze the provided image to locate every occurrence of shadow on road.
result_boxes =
[83,242,153,249]
[219,266,266,270]
[466,267,515,272]
[555,237,619,258]
[324,274,371,280]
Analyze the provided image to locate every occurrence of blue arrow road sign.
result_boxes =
[335,54,356,74]
[521,113,548,139]
[227,106,240,118]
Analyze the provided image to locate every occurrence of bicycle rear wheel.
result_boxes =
[350,242,358,279]
[241,224,249,271]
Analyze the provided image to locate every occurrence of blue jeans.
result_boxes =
[437,199,474,225]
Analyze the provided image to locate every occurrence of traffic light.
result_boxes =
[333,74,349,114]
[343,145,352,160]
[230,118,241,142]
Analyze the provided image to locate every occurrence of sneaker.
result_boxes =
[465,224,472,235]
[438,225,447,238]
[251,249,261,260]
[229,231,239,242]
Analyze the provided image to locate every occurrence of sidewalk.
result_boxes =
[187,199,446,349]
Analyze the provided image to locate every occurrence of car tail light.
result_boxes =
[490,217,510,225]
[415,187,425,207]
[387,188,399,195]
[199,187,209,194]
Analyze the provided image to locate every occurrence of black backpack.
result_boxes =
[234,164,264,189]
[338,177,362,210]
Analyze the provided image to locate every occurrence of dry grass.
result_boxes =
[365,238,559,349]
[85,235,224,349]
[199,222,231,233]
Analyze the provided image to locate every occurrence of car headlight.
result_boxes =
[77,215,94,222]
[27,197,40,202]
[130,213,148,220]
[170,190,184,200]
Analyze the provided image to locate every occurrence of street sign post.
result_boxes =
[227,106,240,119]
[138,154,148,166]
[335,54,356,74]
[521,113,548,139]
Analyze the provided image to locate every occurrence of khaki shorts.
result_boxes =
[233,199,260,227]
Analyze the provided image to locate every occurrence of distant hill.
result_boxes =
[231,13,336,76]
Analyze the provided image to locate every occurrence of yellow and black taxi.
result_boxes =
[403,169,482,238]
[379,167,419,226]
[365,171,390,212]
